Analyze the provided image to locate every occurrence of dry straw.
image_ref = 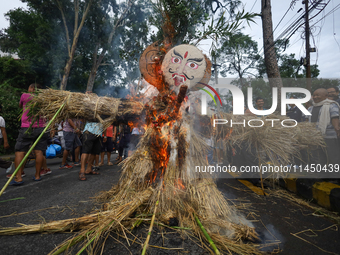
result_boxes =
[1,90,326,254]
[215,112,325,170]
[27,89,144,131]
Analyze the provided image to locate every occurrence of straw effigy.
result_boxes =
[0,89,265,255]
[0,33,329,253]
[0,87,327,254]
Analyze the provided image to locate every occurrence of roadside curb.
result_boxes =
[279,178,340,213]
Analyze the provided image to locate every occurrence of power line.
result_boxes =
[332,0,340,50]
[260,0,329,65]
[250,0,258,12]
[245,1,308,70]
[272,0,296,35]
[232,0,330,77]
[309,2,340,26]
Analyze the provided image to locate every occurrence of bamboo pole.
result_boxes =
[141,188,161,255]
[0,102,66,197]
[194,214,221,255]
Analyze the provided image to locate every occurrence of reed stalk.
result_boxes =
[194,214,221,255]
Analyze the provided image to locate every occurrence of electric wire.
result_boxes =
[309,2,340,26]
[252,0,330,75]
[229,0,333,77]
[250,0,258,12]
[239,0,308,76]
[331,0,340,50]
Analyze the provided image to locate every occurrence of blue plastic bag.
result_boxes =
[51,144,62,154]
[46,144,56,159]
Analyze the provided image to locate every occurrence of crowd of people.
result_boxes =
[0,84,144,185]
[1,83,340,185]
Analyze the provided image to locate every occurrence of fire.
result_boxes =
[175,179,185,190]
[145,85,188,186]
[224,128,233,139]
[127,121,134,131]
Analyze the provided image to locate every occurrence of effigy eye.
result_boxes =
[171,57,181,64]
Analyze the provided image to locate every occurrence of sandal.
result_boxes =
[107,162,113,166]
[79,173,87,181]
[85,171,100,175]
[115,158,123,164]
[9,180,24,186]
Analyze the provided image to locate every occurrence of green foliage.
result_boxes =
[1,0,257,94]
[195,9,258,46]
[217,32,260,83]
[149,0,258,46]
[0,56,38,89]
[0,56,36,154]
[150,0,207,44]
[0,81,24,155]
[1,0,151,91]
[256,40,320,80]
[0,7,66,87]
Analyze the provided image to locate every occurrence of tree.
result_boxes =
[0,81,24,155]
[217,32,260,87]
[0,56,38,89]
[1,0,151,92]
[257,39,320,80]
[0,8,61,86]
[85,0,152,92]
[0,56,33,154]
[2,0,94,90]
[57,0,94,90]
[261,0,283,111]
[149,0,207,46]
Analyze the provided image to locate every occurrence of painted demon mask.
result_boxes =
[161,44,208,93]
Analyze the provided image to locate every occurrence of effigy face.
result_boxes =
[161,44,207,93]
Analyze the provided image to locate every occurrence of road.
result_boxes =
[0,154,339,255]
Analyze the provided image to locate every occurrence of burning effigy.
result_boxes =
[0,42,326,255]
[0,43,265,254]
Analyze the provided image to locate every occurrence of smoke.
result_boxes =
[259,223,285,251]
[94,84,130,98]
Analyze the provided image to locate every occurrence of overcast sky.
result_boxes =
[1,0,339,79]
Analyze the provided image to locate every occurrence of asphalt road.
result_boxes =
[0,154,339,255]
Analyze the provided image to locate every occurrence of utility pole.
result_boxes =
[304,0,312,91]
[261,0,283,112]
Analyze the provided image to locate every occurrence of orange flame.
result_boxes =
[175,179,185,190]
[224,128,233,140]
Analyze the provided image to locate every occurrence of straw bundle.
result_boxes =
[27,89,144,130]
[215,112,325,167]
[0,188,153,237]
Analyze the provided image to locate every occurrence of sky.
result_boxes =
[1,0,339,79]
